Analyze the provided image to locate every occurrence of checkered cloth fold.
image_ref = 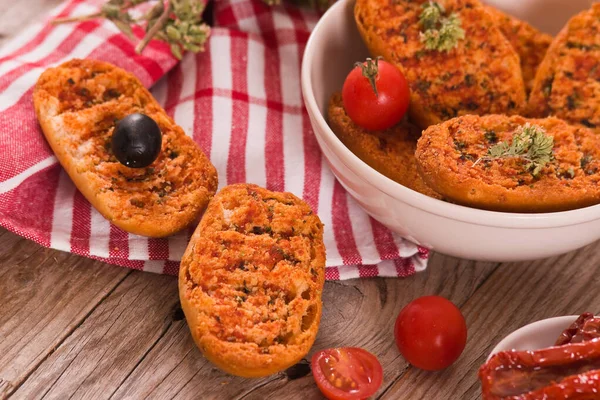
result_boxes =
[0,0,428,278]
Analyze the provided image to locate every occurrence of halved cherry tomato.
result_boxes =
[311,347,383,400]
[394,296,467,371]
[342,57,410,131]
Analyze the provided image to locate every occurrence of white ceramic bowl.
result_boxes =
[301,0,600,262]
[488,315,581,360]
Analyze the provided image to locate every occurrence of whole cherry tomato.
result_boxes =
[342,57,410,131]
[311,347,383,400]
[394,296,467,371]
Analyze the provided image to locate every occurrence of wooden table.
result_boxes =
[2,2,600,399]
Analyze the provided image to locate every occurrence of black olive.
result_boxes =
[111,113,162,168]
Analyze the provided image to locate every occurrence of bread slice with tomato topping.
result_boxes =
[354,0,526,129]
[483,5,553,94]
[328,93,441,199]
[415,114,600,212]
[527,4,600,132]
[179,184,326,377]
[33,59,218,237]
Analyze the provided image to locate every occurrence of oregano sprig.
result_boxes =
[53,0,340,58]
[53,0,210,59]
[419,1,465,52]
[473,123,555,177]
[419,1,444,30]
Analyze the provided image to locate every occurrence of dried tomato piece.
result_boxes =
[556,315,600,346]
[479,339,600,399]
[578,319,600,342]
[515,370,600,400]
[556,313,595,345]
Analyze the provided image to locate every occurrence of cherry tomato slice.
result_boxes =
[394,296,467,371]
[311,347,383,400]
[342,58,410,131]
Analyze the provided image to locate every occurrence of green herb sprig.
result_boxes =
[53,0,210,59]
[419,1,465,52]
[473,123,555,177]
[419,1,444,30]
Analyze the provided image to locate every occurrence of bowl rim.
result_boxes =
[487,315,581,360]
[300,0,600,229]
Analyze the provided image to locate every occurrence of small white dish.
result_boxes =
[301,0,600,262]
[487,315,581,360]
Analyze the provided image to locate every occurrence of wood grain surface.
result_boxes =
[2,1,600,400]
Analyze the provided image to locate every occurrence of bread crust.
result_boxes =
[416,114,600,212]
[354,0,526,129]
[483,5,552,94]
[328,93,441,199]
[179,184,326,377]
[528,4,600,132]
[33,59,218,237]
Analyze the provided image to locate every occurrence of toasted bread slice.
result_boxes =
[416,114,600,212]
[528,4,600,132]
[354,0,526,129]
[33,59,218,237]
[483,5,552,94]
[179,184,326,377]
[328,93,441,199]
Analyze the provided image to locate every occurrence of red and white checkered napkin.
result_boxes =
[0,0,428,279]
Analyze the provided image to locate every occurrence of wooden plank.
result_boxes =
[0,229,130,398]
[12,270,180,399]
[111,321,268,400]
[0,0,137,396]
[107,255,499,399]
[380,242,600,399]
[0,0,63,47]
[0,2,180,398]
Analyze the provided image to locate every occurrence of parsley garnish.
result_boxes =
[419,2,465,52]
[473,124,554,177]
